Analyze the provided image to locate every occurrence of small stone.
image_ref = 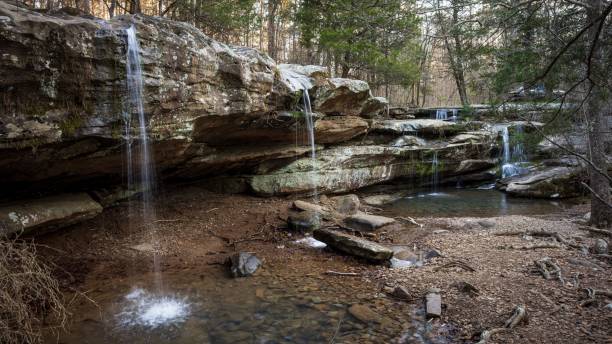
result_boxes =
[287,211,321,232]
[477,219,495,228]
[433,229,449,234]
[229,252,262,277]
[605,304,612,311]
[391,286,410,300]
[592,239,608,254]
[423,248,442,260]
[425,290,442,318]
[348,304,384,324]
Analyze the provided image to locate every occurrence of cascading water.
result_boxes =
[435,109,448,120]
[500,125,527,178]
[431,151,440,194]
[121,25,189,328]
[279,68,318,200]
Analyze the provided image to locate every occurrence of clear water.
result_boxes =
[384,187,576,218]
[51,271,403,344]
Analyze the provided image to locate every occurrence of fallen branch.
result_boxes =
[325,271,360,277]
[476,305,527,344]
[396,216,424,228]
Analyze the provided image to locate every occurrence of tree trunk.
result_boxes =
[108,0,116,18]
[267,0,278,60]
[129,0,140,14]
[586,0,612,228]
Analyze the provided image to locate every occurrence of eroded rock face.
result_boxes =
[250,141,494,195]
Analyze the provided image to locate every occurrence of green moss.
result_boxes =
[58,113,84,137]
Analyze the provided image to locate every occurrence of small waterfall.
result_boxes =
[435,109,447,120]
[124,25,161,289]
[431,151,439,194]
[450,108,459,122]
[279,68,318,199]
[500,124,526,178]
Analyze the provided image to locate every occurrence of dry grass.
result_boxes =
[0,237,67,344]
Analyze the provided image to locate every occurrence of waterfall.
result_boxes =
[124,25,161,290]
[431,151,439,194]
[500,125,526,178]
[279,68,318,199]
[435,109,447,120]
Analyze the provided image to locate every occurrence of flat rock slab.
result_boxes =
[313,228,393,262]
[0,193,103,235]
[426,291,442,318]
[343,213,395,232]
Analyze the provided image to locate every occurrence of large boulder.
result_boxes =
[0,193,102,235]
[313,228,393,262]
[499,166,584,198]
[313,78,371,115]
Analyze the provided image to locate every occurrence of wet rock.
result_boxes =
[287,211,321,232]
[313,228,393,262]
[390,135,427,147]
[592,239,609,254]
[343,213,395,232]
[348,304,388,324]
[500,166,584,198]
[329,194,360,215]
[454,159,496,175]
[229,252,262,278]
[390,286,411,300]
[425,288,442,318]
[371,119,469,137]
[247,142,493,196]
[0,193,102,235]
[362,194,403,206]
[423,248,442,260]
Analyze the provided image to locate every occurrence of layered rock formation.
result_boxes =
[0,2,499,201]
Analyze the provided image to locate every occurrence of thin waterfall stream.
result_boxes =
[122,25,189,328]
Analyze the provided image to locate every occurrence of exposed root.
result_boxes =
[396,216,424,228]
[534,257,564,284]
[496,230,585,250]
[325,271,360,277]
[476,305,527,344]
[0,237,67,344]
[579,225,612,237]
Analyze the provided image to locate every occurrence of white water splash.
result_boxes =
[118,288,190,328]
[294,237,327,248]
